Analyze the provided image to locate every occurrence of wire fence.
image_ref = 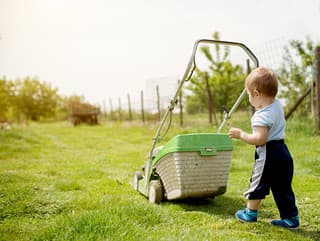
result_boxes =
[97,38,320,130]
[99,80,184,123]
[99,39,287,123]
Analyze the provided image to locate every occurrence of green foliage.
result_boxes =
[277,37,319,116]
[14,77,60,121]
[0,77,15,121]
[186,32,248,115]
[0,77,63,122]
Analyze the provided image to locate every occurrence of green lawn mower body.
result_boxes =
[133,39,259,203]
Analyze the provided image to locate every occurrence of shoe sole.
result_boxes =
[289,226,299,230]
[272,224,299,230]
[235,214,257,223]
[270,222,299,230]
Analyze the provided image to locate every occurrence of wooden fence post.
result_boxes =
[141,90,145,123]
[103,100,107,120]
[109,98,113,121]
[286,87,312,120]
[314,46,320,134]
[127,93,132,121]
[247,59,255,114]
[246,59,251,74]
[205,72,217,124]
[156,85,160,122]
[178,80,183,127]
[118,97,122,121]
[205,72,213,124]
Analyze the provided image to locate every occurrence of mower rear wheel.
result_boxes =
[132,171,143,191]
[148,180,163,204]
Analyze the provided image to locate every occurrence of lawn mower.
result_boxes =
[133,39,259,203]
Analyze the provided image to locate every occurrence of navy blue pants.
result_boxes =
[245,140,298,219]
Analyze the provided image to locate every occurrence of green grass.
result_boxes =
[0,113,319,241]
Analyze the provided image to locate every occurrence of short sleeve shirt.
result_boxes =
[251,98,285,142]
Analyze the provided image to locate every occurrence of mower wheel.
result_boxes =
[148,180,163,204]
[132,171,143,191]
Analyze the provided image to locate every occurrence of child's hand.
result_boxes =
[229,128,242,139]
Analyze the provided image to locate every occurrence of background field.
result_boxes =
[0,113,319,241]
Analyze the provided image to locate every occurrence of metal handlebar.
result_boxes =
[144,39,259,187]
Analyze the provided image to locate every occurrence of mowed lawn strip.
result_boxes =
[0,115,319,241]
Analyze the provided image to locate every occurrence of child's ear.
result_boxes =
[253,89,260,97]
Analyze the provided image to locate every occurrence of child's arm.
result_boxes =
[229,126,268,146]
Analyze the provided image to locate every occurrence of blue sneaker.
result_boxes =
[271,216,299,229]
[235,208,257,223]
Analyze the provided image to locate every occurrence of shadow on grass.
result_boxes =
[168,195,320,240]
[169,194,244,218]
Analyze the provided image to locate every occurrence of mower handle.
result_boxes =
[193,39,259,68]
[144,39,259,190]
[193,40,259,132]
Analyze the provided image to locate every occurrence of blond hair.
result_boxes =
[246,67,278,97]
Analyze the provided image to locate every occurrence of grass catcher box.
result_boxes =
[153,133,233,200]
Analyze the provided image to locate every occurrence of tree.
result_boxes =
[0,77,15,121]
[14,77,60,121]
[277,38,319,117]
[186,32,248,118]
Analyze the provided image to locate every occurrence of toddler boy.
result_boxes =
[229,67,299,229]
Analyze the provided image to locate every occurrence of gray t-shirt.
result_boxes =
[251,98,285,142]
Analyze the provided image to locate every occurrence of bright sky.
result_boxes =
[1,0,320,108]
